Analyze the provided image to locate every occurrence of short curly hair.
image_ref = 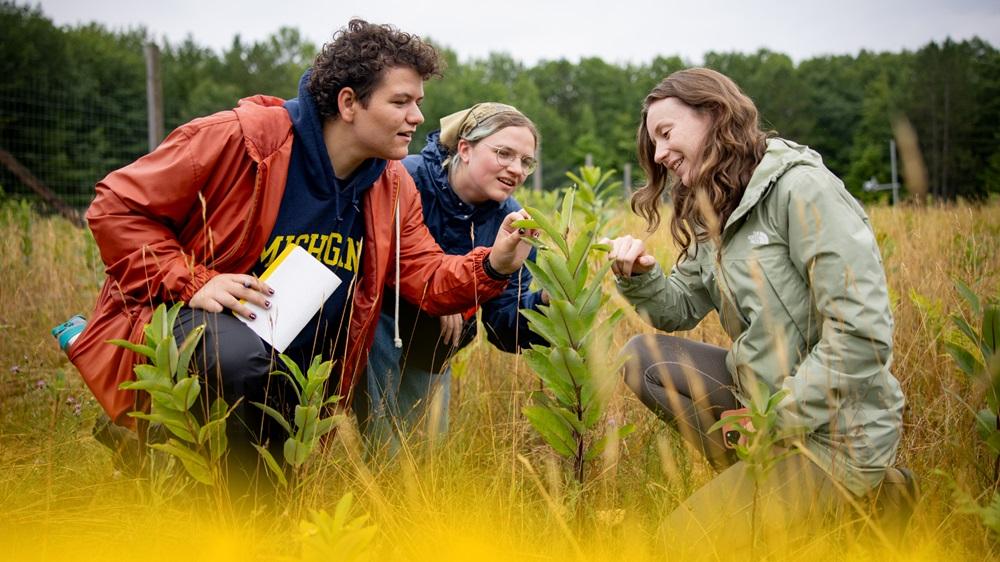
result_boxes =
[308,19,442,120]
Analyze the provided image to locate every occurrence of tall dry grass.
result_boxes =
[0,198,997,561]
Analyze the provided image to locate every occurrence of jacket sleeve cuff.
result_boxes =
[179,265,220,302]
[614,264,663,292]
[482,251,512,281]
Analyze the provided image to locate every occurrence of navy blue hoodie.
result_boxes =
[252,70,386,364]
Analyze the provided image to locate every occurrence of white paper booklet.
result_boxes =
[236,245,342,352]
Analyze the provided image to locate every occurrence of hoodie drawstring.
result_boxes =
[393,195,403,349]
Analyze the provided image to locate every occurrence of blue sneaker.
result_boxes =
[51,314,87,352]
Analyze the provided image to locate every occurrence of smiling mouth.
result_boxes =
[668,157,683,173]
[497,177,516,188]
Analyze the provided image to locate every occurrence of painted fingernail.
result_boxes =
[518,228,525,235]
[243,281,251,288]
[249,313,257,320]
[264,301,271,308]
[268,288,275,295]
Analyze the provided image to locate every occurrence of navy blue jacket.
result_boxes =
[384,131,546,370]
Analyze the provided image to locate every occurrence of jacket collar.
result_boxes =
[723,138,824,234]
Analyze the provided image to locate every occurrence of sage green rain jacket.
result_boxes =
[617,138,904,496]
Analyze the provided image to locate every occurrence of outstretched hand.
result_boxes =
[188,273,273,320]
[602,235,658,278]
[489,210,538,275]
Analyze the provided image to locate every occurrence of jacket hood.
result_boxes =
[725,138,825,232]
[407,130,501,222]
[234,95,293,163]
[283,70,386,206]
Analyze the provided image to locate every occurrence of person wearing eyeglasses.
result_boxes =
[357,103,548,451]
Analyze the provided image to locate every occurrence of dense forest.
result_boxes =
[2,2,998,207]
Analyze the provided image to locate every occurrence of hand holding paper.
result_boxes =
[237,245,342,352]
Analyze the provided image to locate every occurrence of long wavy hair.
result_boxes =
[632,68,769,262]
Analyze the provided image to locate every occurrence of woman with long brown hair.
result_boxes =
[606,68,913,548]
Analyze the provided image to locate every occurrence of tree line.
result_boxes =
[2,2,998,206]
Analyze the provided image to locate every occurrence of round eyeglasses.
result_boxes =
[483,143,538,174]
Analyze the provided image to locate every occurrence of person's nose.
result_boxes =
[654,139,671,166]
[408,105,424,126]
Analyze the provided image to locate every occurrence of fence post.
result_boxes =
[144,43,164,152]
[623,162,632,197]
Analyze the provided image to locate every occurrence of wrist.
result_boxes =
[483,253,512,281]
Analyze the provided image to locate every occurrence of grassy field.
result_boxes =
[0,196,998,561]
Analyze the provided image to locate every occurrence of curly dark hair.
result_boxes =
[308,19,442,120]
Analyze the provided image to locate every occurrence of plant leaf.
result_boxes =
[106,339,157,361]
[523,404,576,457]
[253,444,288,487]
[251,401,292,434]
[151,439,213,485]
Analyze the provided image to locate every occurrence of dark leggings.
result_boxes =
[621,333,842,551]
[621,333,739,469]
[172,308,292,485]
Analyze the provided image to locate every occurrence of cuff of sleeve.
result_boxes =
[614,263,663,290]
[179,265,220,302]
[482,252,512,281]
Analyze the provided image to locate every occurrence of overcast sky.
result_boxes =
[32,0,1000,65]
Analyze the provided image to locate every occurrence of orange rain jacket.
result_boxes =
[70,95,507,425]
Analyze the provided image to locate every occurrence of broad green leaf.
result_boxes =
[524,205,569,255]
[119,378,172,394]
[253,444,288,487]
[300,406,320,443]
[133,364,164,382]
[567,225,595,278]
[540,253,579,301]
[176,324,205,377]
[522,348,575,405]
[151,439,213,485]
[511,218,540,230]
[284,437,310,467]
[585,435,609,461]
[155,336,170,380]
[523,259,558,297]
[520,308,569,348]
[106,339,156,361]
[523,404,576,457]
[172,376,201,411]
[984,305,999,357]
[167,333,179,377]
[951,315,980,352]
[131,409,197,443]
[316,415,343,438]
[975,409,998,442]
[766,389,790,412]
[165,303,183,339]
[548,300,583,348]
[206,398,228,461]
[945,341,983,377]
[278,354,307,391]
[251,401,292,434]
[551,405,585,435]
[559,189,576,236]
[294,405,318,433]
[955,279,982,317]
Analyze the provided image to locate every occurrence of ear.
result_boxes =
[337,87,358,123]
[457,139,473,164]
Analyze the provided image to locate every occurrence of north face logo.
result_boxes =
[748,231,769,245]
